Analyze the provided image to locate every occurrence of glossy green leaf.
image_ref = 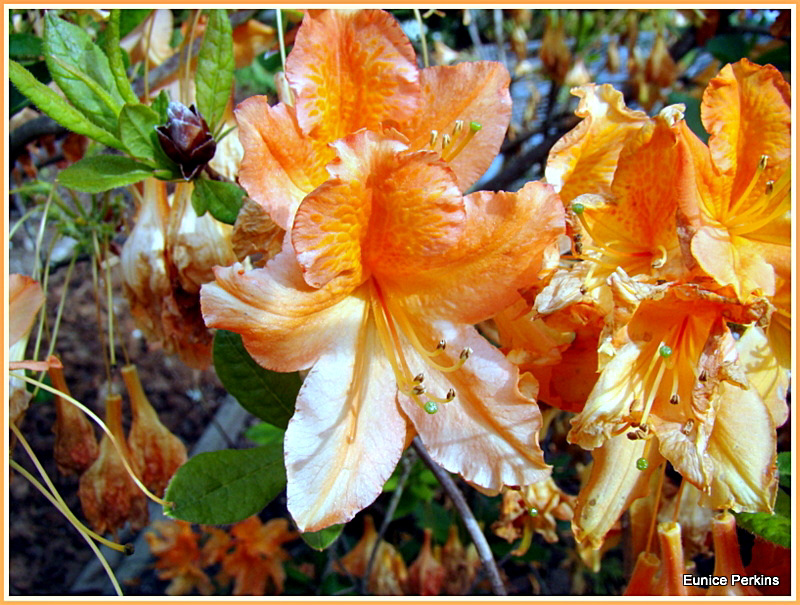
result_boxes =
[734,490,791,549]
[164,443,286,525]
[118,103,162,164]
[212,330,299,429]
[9,33,43,61]
[244,422,286,448]
[777,451,790,489]
[9,60,125,151]
[105,9,139,105]
[58,155,152,193]
[195,9,234,134]
[191,178,246,225]
[152,89,171,124]
[44,12,124,133]
[300,525,344,551]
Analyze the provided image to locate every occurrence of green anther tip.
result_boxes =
[659,344,672,358]
[636,457,649,471]
[528,507,538,517]
[571,202,585,214]
[424,401,438,415]
[469,121,482,132]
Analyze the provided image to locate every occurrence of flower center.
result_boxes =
[725,155,790,236]
[368,279,470,412]
[430,120,482,163]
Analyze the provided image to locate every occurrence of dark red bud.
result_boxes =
[156,102,216,180]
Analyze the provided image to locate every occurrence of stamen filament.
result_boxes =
[441,120,480,163]
[644,462,666,554]
[726,154,769,220]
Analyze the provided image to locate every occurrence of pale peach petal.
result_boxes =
[9,274,45,347]
[572,434,663,550]
[285,314,407,531]
[235,97,330,230]
[399,62,512,191]
[386,180,564,325]
[691,226,775,298]
[704,380,778,512]
[545,83,649,204]
[398,320,549,490]
[286,9,420,144]
[200,240,363,373]
[736,325,789,427]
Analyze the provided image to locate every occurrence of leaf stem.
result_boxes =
[411,436,507,596]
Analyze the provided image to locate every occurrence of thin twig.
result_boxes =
[363,451,414,593]
[411,436,507,596]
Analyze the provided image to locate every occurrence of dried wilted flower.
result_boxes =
[122,364,187,497]
[336,515,408,595]
[49,357,99,476]
[407,529,446,596]
[78,394,149,537]
[156,101,216,180]
[539,15,571,84]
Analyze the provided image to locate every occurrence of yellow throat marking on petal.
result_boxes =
[368,279,466,411]
[432,120,482,163]
[726,163,791,236]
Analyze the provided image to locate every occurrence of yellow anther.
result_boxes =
[413,373,425,384]
[765,180,774,195]
[452,120,463,136]
[441,133,452,150]
[429,130,438,147]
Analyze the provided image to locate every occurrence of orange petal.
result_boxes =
[398,320,550,491]
[545,83,649,204]
[286,9,420,144]
[690,225,775,298]
[293,130,464,288]
[9,274,45,347]
[702,59,791,190]
[285,315,407,531]
[200,240,362,373]
[399,62,512,191]
[388,180,564,326]
[235,97,330,230]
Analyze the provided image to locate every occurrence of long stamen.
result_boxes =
[726,154,769,220]
[441,120,481,163]
[644,462,667,554]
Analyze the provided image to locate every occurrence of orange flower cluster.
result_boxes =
[145,516,297,596]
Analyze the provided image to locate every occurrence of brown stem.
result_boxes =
[411,436,507,596]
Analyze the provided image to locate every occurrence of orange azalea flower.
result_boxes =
[569,275,783,548]
[677,59,791,303]
[202,10,565,532]
[235,9,513,232]
[145,520,213,596]
[204,131,563,531]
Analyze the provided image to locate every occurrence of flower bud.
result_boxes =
[49,357,99,475]
[122,364,188,497]
[408,529,445,596]
[156,101,217,180]
[78,394,149,537]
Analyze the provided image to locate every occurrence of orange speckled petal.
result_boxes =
[200,238,362,373]
[702,59,791,193]
[286,9,420,144]
[545,83,650,204]
[400,62,512,191]
[292,130,464,288]
[386,180,564,326]
[235,97,331,231]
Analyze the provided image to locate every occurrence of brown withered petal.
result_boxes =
[49,357,99,476]
[156,101,216,180]
[407,529,445,596]
[122,364,188,497]
[78,394,149,537]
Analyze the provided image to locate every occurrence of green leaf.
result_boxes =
[195,9,234,134]
[300,524,344,551]
[191,178,246,225]
[151,89,171,124]
[58,155,152,193]
[244,422,285,448]
[105,10,139,105]
[777,451,790,489]
[164,444,286,525]
[705,34,750,65]
[118,103,174,168]
[119,9,152,38]
[212,330,300,429]
[9,33,44,61]
[44,12,124,133]
[734,510,791,549]
[9,60,125,151]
